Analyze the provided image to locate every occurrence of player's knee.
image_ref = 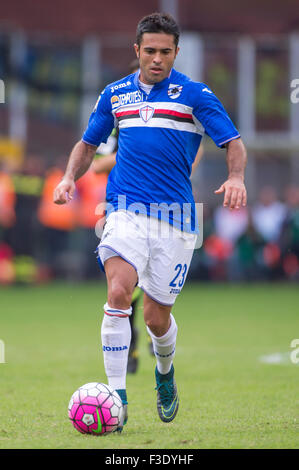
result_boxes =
[144,300,171,337]
[108,283,132,309]
[145,316,169,337]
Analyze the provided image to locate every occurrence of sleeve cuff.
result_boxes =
[81,138,99,147]
[217,134,241,148]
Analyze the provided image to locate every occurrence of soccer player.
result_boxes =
[92,128,145,374]
[91,56,203,373]
[53,12,247,432]
[91,59,146,374]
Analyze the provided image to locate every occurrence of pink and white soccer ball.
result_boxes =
[68,382,124,435]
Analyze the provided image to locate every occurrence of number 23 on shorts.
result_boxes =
[169,263,187,288]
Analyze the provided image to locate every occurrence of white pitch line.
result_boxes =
[258,352,296,365]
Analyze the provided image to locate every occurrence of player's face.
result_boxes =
[134,33,179,85]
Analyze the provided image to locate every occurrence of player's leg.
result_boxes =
[101,256,138,431]
[127,287,142,374]
[141,221,197,423]
[143,294,179,423]
[147,332,155,357]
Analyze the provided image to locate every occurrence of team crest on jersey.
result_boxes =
[139,105,155,122]
[168,84,183,99]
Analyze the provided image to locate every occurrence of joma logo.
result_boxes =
[102,345,128,352]
[111,81,131,93]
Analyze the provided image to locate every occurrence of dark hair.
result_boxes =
[136,12,180,48]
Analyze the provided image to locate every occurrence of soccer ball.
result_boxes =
[68,382,124,435]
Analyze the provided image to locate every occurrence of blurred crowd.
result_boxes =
[190,184,299,282]
[0,155,107,284]
[0,155,299,285]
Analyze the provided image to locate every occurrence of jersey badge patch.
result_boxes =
[111,95,120,109]
[139,105,155,122]
[168,84,183,99]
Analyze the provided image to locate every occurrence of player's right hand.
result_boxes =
[53,178,76,205]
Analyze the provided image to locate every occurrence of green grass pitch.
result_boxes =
[0,281,298,449]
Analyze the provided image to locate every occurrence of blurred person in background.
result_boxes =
[251,185,287,243]
[233,212,265,281]
[38,156,77,279]
[187,203,215,281]
[9,155,44,283]
[251,185,287,279]
[0,160,16,284]
[212,203,249,280]
[75,163,108,280]
[0,160,16,235]
[279,184,299,279]
[214,204,249,244]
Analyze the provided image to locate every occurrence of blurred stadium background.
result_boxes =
[1,0,299,285]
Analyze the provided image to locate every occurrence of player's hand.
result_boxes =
[53,178,76,205]
[214,176,247,210]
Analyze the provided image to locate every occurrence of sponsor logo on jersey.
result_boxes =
[139,104,155,122]
[202,87,213,94]
[110,81,131,93]
[112,91,143,109]
[168,84,183,99]
[102,345,128,352]
[111,95,120,109]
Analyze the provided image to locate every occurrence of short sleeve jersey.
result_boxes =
[82,68,240,233]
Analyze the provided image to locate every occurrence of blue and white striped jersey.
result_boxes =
[82,68,240,233]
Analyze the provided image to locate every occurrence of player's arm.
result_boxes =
[53,140,96,205]
[192,83,247,210]
[191,144,204,177]
[91,152,117,174]
[214,137,247,210]
[54,86,114,205]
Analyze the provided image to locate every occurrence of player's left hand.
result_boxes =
[214,176,247,210]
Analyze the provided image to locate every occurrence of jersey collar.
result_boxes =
[133,68,174,90]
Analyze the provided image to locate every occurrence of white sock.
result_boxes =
[147,314,177,375]
[101,303,132,390]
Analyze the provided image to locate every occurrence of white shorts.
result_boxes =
[97,210,197,306]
